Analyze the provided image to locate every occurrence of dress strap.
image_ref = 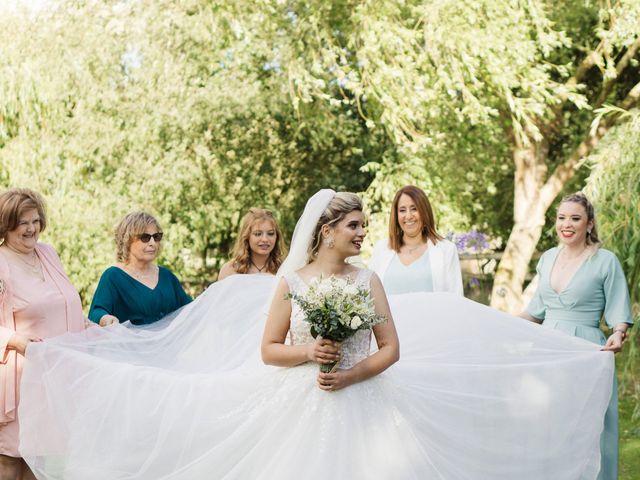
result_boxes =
[282,271,305,294]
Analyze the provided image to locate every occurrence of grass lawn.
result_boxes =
[620,394,640,480]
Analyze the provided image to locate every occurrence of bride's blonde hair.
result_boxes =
[309,192,362,259]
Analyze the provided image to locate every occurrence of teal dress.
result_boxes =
[526,247,633,480]
[383,250,434,295]
[89,266,192,325]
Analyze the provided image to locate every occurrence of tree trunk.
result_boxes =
[490,212,546,313]
[490,140,550,313]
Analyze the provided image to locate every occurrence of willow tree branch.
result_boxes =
[541,79,640,204]
[594,37,640,108]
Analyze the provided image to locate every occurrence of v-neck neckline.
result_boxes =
[396,248,429,268]
[114,266,160,291]
[548,247,593,295]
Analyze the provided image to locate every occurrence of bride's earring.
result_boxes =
[323,236,335,248]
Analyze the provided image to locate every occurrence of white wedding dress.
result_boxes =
[18,190,614,479]
[19,271,613,479]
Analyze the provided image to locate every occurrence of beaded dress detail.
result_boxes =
[284,269,373,369]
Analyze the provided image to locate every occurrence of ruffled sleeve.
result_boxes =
[602,251,633,329]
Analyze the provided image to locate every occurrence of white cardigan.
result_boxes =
[368,238,464,296]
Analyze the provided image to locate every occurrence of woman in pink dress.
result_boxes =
[0,188,85,480]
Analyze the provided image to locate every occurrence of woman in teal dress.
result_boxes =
[89,212,191,326]
[522,192,633,480]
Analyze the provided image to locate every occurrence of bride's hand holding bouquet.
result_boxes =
[305,337,355,391]
[289,275,386,381]
[305,337,341,370]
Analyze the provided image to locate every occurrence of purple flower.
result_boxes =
[453,230,489,253]
[468,277,481,288]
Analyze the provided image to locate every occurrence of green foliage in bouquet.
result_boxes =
[288,275,386,372]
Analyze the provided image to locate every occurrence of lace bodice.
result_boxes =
[284,268,374,369]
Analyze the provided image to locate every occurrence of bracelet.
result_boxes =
[613,329,627,340]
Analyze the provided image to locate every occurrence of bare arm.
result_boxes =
[318,273,400,391]
[261,278,340,367]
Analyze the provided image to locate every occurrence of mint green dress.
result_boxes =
[526,247,633,480]
[383,250,434,295]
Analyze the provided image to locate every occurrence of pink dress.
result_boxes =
[0,243,84,456]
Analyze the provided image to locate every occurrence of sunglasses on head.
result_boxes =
[137,232,163,243]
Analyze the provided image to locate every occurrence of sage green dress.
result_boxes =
[526,247,633,480]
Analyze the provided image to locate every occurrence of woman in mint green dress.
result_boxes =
[522,192,633,480]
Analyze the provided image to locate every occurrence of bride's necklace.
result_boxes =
[251,261,267,273]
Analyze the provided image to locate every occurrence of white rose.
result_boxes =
[350,315,363,329]
[343,284,359,296]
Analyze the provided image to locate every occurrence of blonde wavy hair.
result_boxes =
[230,208,285,274]
[114,212,162,263]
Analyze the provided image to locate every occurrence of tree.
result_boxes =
[489,1,640,311]
[0,0,382,302]
[277,0,640,311]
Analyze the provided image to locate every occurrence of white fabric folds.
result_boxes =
[18,272,613,479]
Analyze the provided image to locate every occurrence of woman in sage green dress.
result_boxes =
[521,192,633,480]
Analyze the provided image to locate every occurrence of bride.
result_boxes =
[19,190,613,479]
[262,191,399,391]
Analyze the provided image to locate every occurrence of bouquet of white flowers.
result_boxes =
[288,275,386,373]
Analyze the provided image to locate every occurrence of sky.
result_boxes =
[0,0,53,14]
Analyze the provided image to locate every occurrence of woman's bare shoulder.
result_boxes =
[217,262,238,281]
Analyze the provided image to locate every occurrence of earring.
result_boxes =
[323,237,335,248]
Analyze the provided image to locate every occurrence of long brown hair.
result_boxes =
[388,185,442,252]
[231,208,285,274]
[559,192,600,246]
